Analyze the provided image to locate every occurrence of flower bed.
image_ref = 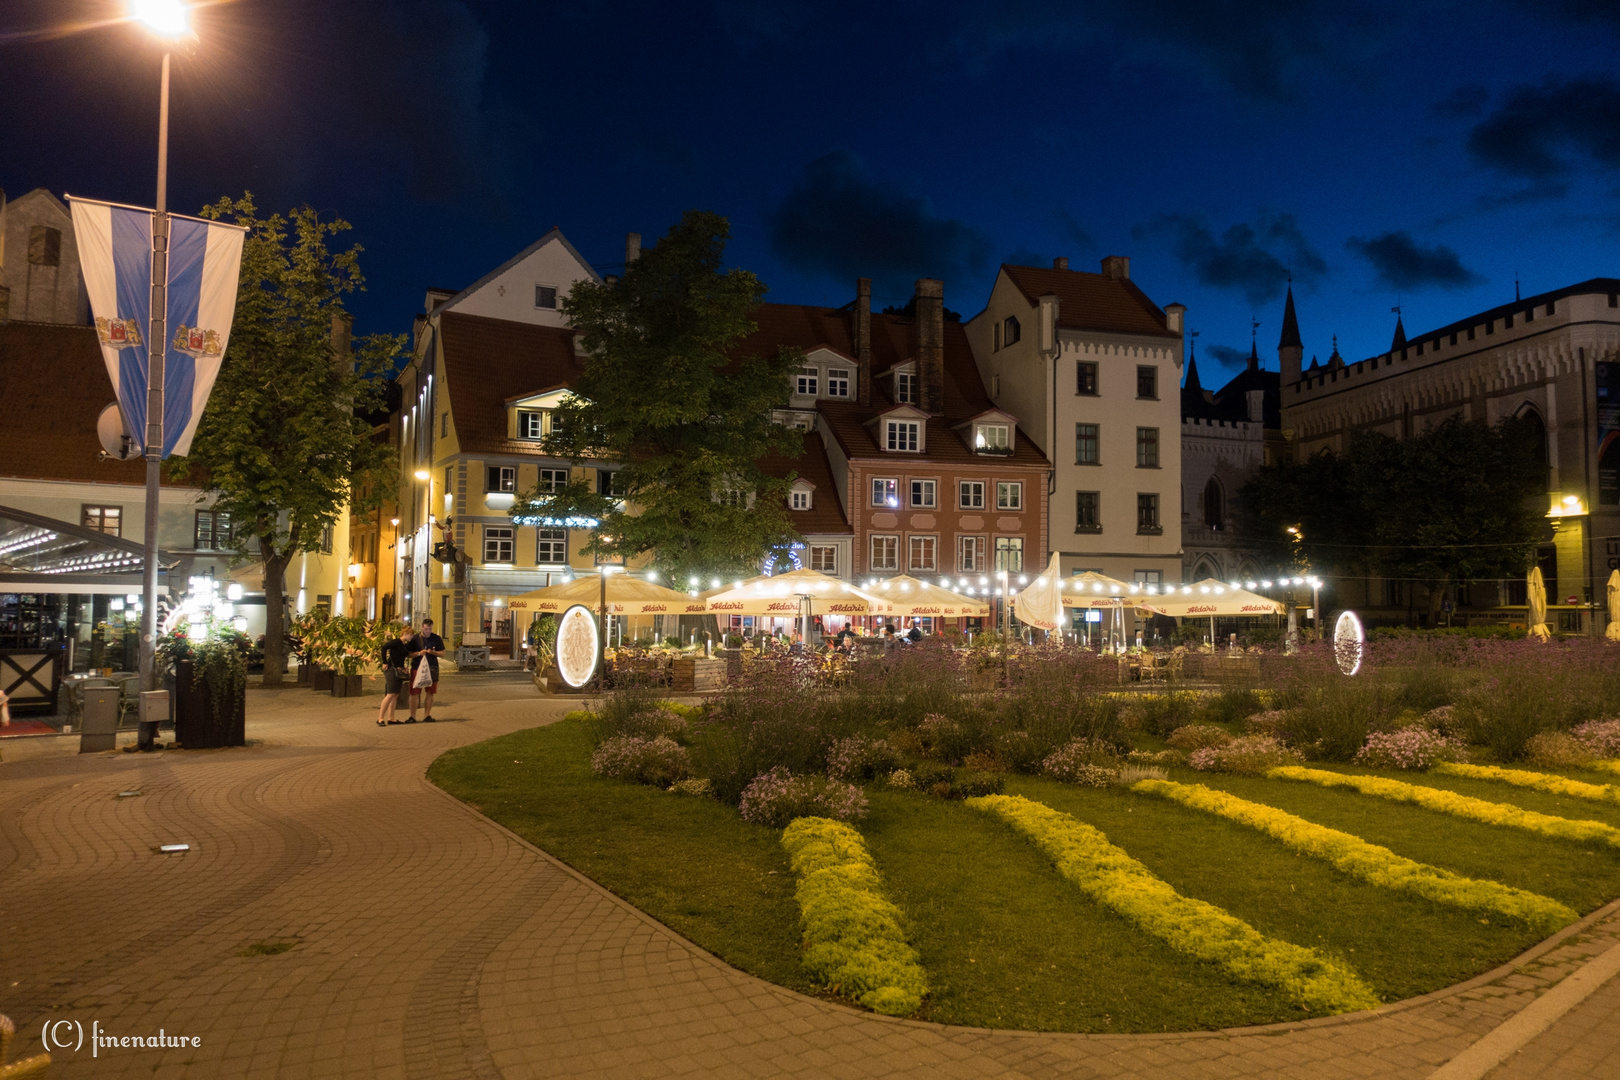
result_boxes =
[1133,779,1575,932]
[967,794,1378,1014]
[740,767,868,827]
[1190,736,1303,775]
[1572,719,1620,758]
[780,817,928,1016]
[1355,729,1468,770]
[1269,766,1620,850]
[1431,763,1620,804]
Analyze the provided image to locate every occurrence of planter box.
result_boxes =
[172,658,247,749]
[310,666,334,692]
[670,657,725,693]
[296,661,311,686]
[330,673,364,698]
[718,648,743,680]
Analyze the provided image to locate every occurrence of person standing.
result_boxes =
[377,623,411,726]
[408,618,446,723]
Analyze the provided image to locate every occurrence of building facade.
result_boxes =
[0,188,89,326]
[966,256,1184,586]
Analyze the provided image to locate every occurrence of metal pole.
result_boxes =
[137,51,171,751]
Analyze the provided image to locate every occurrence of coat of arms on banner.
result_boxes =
[95,316,144,348]
[171,324,223,358]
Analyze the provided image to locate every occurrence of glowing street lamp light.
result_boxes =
[132,0,190,36]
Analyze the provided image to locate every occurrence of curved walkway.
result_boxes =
[2,677,1617,1079]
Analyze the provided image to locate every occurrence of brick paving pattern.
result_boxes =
[2,676,1617,1078]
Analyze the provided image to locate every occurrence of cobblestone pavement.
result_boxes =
[3,676,1618,1079]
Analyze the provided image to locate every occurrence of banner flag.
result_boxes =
[68,197,246,458]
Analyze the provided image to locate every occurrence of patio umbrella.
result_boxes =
[704,568,878,633]
[1607,569,1620,641]
[506,573,709,616]
[1135,580,1287,618]
[866,575,989,618]
[1012,552,1066,631]
[1527,566,1551,641]
[1058,571,1137,608]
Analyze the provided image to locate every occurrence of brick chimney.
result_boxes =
[855,278,872,406]
[1100,255,1130,280]
[1053,257,1068,271]
[625,232,641,264]
[913,278,945,414]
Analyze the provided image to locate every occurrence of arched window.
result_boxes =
[1514,404,1548,475]
[1203,477,1224,530]
[1194,558,1220,581]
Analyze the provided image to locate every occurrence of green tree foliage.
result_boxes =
[1239,415,1547,622]
[513,211,803,581]
[172,194,402,684]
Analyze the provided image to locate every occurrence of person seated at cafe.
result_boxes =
[906,624,924,643]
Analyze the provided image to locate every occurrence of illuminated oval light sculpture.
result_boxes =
[1333,610,1365,676]
[554,603,600,688]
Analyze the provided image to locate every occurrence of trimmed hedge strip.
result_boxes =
[1432,762,1620,805]
[1134,779,1576,933]
[1269,766,1620,850]
[1592,760,1620,778]
[780,817,928,1016]
[966,794,1378,1014]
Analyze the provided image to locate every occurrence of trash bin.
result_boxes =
[79,686,119,753]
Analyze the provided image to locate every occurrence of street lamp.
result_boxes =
[131,0,192,751]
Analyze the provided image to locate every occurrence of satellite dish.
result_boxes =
[97,403,140,460]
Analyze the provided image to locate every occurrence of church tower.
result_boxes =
[1277,285,1303,385]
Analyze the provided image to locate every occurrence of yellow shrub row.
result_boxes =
[965,794,1378,1014]
[1595,760,1620,778]
[779,817,928,1016]
[1134,779,1575,933]
[1432,763,1620,804]
[1269,767,1620,850]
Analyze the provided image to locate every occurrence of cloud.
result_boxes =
[1004,250,1053,268]
[1346,232,1485,292]
[1205,344,1250,372]
[1433,85,1489,119]
[1133,211,1326,306]
[770,151,993,299]
[947,0,1400,102]
[1465,76,1620,179]
[1056,209,1095,251]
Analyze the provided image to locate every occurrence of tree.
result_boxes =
[1239,415,1547,624]
[172,194,402,685]
[513,211,803,582]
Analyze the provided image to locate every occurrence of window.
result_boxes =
[997,482,1022,510]
[790,489,812,510]
[193,509,231,549]
[1075,491,1100,533]
[886,420,920,451]
[910,479,937,508]
[534,284,557,309]
[870,534,899,571]
[1137,366,1158,399]
[959,480,985,509]
[896,371,918,404]
[1002,316,1021,346]
[909,535,937,571]
[538,468,568,492]
[28,226,61,267]
[810,546,837,574]
[1136,426,1160,467]
[483,526,514,563]
[1077,361,1098,396]
[992,374,1001,398]
[320,524,334,554]
[975,424,1009,453]
[827,368,850,397]
[441,412,449,438]
[1075,423,1099,465]
[958,535,985,572]
[314,595,332,619]
[1203,477,1225,530]
[536,528,568,564]
[81,505,122,537]
[598,470,625,497]
[718,486,751,508]
[796,367,818,396]
[871,477,898,507]
[1136,493,1161,534]
[1134,570,1163,586]
[994,536,1024,572]
[993,322,1001,351]
[517,410,544,439]
[487,466,516,492]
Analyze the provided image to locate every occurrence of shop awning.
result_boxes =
[0,504,172,594]
[1135,579,1286,618]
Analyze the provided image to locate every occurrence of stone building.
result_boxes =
[0,188,89,325]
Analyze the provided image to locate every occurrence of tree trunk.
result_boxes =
[259,537,293,687]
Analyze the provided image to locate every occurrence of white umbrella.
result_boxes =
[1528,566,1551,642]
[866,575,989,618]
[1012,552,1066,631]
[1607,569,1620,642]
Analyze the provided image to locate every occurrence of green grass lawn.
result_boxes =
[429,719,1620,1033]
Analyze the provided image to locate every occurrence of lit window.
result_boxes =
[1077,361,1098,395]
[484,526,515,563]
[194,509,231,549]
[1137,427,1160,468]
[869,534,899,571]
[886,421,920,451]
[1075,491,1100,533]
[810,546,837,574]
[1076,423,1099,465]
[975,424,1009,453]
[534,285,557,309]
[487,466,516,492]
[796,367,818,396]
[896,372,918,404]
[958,535,985,571]
[959,481,985,509]
[909,535,937,571]
[517,411,545,439]
[871,478,898,507]
[826,368,850,397]
[910,479,937,508]
[993,536,1023,572]
[82,505,122,537]
[997,482,1022,510]
[536,528,568,564]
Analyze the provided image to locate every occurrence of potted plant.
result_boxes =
[328,616,373,697]
[163,626,248,748]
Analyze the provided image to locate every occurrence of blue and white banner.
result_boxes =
[68,197,246,458]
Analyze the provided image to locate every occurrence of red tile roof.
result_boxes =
[437,312,581,455]
[1000,265,1180,338]
[757,432,851,534]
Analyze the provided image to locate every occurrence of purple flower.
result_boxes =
[1356,729,1468,770]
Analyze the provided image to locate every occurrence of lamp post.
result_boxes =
[131,0,190,751]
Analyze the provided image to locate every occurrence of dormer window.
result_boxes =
[896,371,918,404]
[789,481,814,511]
[517,410,547,439]
[975,424,1010,454]
[796,367,818,396]
[826,368,850,397]
[885,420,920,452]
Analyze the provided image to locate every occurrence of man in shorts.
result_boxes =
[408,618,446,723]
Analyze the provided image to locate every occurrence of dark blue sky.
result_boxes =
[5,0,1618,379]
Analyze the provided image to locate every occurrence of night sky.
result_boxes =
[4,0,1618,379]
